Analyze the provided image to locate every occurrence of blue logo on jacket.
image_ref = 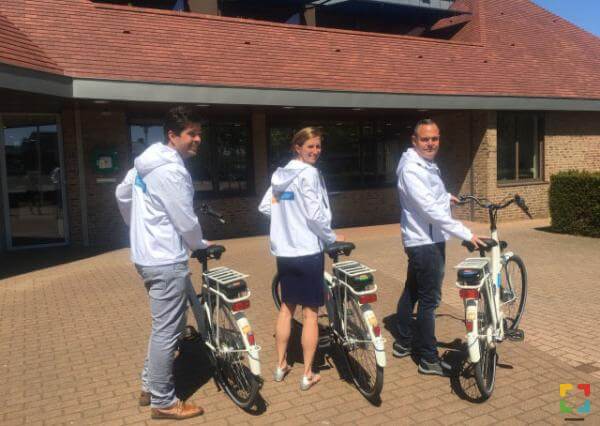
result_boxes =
[135,174,147,193]
[278,191,294,201]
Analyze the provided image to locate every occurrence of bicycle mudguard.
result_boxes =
[465,299,481,363]
[360,305,386,368]
[233,312,261,376]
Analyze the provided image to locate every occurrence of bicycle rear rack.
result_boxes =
[332,260,377,296]
[203,266,251,303]
[454,258,489,290]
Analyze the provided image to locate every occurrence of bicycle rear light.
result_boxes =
[246,331,255,346]
[459,289,480,299]
[359,294,377,304]
[465,320,474,332]
[232,300,250,311]
[373,325,381,337]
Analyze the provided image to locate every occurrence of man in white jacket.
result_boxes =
[115,106,208,420]
[394,119,485,376]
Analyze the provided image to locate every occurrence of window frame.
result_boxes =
[127,117,254,199]
[266,118,409,192]
[496,111,545,186]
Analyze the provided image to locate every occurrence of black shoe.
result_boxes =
[392,342,412,358]
[418,359,451,376]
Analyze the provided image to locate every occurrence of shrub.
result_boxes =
[549,170,600,237]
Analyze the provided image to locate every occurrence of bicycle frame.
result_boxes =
[323,270,386,368]
[187,256,261,377]
[456,194,529,363]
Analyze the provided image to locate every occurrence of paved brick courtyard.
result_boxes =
[1,219,599,425]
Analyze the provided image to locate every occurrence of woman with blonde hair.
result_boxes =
[259,127,344,390]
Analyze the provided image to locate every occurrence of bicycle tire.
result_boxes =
[474,287,497,400]
[501,255,527,331]
[272,274,282,311]
[211,302,260,409]
[340,296,384,401]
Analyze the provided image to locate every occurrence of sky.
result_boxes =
[531,0,600,37]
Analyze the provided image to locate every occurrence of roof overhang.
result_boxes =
[0,63,72,98]
[69,78,600,112]
[2,66,600,112]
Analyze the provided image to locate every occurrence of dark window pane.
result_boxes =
[319,123,361,190]
[130,124,164,158]
[497,113,516,181]
[3,115,65,246]
[517,115,539,180]
[215,123,249,193]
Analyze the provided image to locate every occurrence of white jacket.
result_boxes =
[258,159,336,257]
[396,148,472,247]
[115,143,209,266]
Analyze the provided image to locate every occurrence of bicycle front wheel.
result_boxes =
[341,296,383,401]
[212,303,260,409]
[501,255,527,331]
[474,289,497,400]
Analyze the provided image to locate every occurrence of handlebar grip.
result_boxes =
[514,194,533,219]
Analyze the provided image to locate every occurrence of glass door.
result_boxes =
[0,114,68,248]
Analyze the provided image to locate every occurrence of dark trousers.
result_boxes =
[396,242,446,363]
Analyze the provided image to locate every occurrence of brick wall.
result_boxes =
[475,111,600,222]
[79,107,131,248]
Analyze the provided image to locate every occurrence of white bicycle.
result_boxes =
[454,194,531,400]
[183,205,262,409]
[272,242,386,402]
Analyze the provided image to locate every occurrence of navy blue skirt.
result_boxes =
[276,252,325,308]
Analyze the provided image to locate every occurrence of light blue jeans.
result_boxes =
[136,262,189,408]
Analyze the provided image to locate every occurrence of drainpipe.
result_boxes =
[75,101,89,246]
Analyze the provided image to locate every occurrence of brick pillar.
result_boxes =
[188,0,219,15]
[252,111,269,194]
[464,110,493,222]
[304,7,316,26]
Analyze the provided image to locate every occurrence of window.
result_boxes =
[1,115,67,248]
[497,112,544,182]
[129,119,252,196]
[268,120,408,191]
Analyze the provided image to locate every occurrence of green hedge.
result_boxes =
[549,170,600,237]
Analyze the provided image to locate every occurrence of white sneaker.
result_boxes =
[273,365,291,382]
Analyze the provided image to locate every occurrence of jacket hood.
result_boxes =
[396,147,438,176]
[271,159,312,193]
[134,143,183,177]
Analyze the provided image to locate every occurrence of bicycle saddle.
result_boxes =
[462,239,507,253]
[192,245,226,260]
[325,242,355,259]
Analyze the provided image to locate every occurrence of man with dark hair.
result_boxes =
[394,118,486,376]
[116,105,209,420]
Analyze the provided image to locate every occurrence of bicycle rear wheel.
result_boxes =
[500,255,527,331]
[211,302,260,409]
[272,274,282,310]
[474,289,497,400]
[340,296,383,401]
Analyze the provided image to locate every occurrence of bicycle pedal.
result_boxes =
[506,328,525,342]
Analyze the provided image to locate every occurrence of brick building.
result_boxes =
[0,0,599,250]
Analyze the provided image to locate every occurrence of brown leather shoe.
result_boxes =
[139,391,151,407]
[151,400,204,420]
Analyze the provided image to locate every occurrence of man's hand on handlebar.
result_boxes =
[450,194,460,205]
[335,234,346,242]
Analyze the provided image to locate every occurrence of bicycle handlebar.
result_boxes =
[197,203,226,224]
[457,194,532,219]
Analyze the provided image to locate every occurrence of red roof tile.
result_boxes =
[1,0,600,100]
[0,11,63,74]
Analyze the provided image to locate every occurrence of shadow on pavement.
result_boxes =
[0,245,124,280]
